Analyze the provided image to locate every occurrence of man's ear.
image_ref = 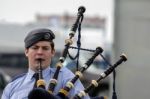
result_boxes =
[25,48,29,57]
[51,49,55,57]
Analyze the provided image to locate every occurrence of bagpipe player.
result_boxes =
[1,28,90,99]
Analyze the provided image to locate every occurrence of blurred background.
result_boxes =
[0,0,150,99]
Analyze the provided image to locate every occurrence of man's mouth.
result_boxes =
[35,58,45,65]
[35,58,45,62]
[35,58,44,60]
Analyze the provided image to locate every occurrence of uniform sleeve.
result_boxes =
[1,83,12,99]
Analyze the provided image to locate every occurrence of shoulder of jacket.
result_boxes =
[11,73,27,82]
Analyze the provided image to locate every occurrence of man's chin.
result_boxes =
[35,65,49,70]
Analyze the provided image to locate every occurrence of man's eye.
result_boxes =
[43,47,50,50]
[31,46,38,49]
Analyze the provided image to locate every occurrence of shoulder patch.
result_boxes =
[11,73,26,82]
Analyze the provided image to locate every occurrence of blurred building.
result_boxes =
[114,0,150,99]
[35,13,105,29]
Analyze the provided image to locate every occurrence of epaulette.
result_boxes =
[11,73,27,82]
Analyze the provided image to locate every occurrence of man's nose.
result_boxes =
[37,48,44,54]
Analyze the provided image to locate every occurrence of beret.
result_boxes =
[24,28,55,48]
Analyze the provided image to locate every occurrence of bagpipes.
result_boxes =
[47,6,86,94]
[73,54,127,99]
[57,47,103,98]
[28,6,128,99]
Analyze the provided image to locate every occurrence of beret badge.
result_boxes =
[44,33,51,40]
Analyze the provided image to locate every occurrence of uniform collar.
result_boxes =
[27,66,64,80]
[27,66,51,80]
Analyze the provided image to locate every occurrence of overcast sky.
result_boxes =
[0,0,113,24]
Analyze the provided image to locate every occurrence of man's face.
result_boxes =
[25,41,55,71]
